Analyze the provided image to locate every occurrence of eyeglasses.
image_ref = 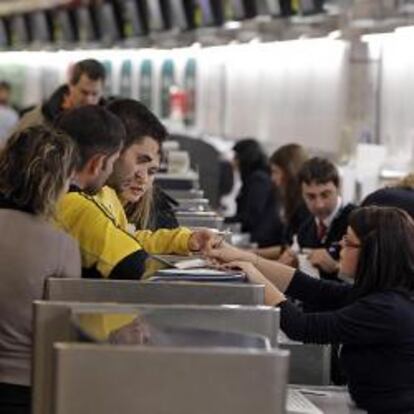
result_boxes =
[341,235,361,249]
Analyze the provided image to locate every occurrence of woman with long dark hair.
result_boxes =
[255,143,310,259]
[226,138,283,247]
[209,206,414,413]
[269,143,310,240]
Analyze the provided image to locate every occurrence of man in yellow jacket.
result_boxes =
[56,105,218,279]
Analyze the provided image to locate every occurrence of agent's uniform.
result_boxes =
[297,202,355,281]
[56,185,192,279]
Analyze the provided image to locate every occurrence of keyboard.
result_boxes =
[286,389,324,414]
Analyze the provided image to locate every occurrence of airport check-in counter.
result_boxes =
[279,331,331,386]
[175,211,224,229]
[166,189,204,200]
[44,278,264,305]
[155,171,199,191]
[174,197,211,212]
[32,301,281,414]
[52,344,289,414]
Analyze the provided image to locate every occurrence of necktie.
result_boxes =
[317,220,327,241]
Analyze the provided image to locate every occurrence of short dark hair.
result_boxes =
[70,59,106,85]
[298,157,340,187]
[0,81,11,91]
[349,206,414,297]
[106,99,168,149]
[55,106,125,169]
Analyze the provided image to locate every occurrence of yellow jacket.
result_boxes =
[56,185,192,279]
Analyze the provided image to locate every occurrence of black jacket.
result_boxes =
[227,169,284,247]
[281,271,414,414]
[297,203,356,280]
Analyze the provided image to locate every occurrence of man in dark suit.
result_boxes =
[280,157,355,281]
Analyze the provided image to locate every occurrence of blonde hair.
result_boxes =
[395,173,414,190]
[0,126,79,218]
[124,189,154,230]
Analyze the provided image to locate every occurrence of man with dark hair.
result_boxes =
[17,59,106,131]
[56,105,123,194]
[56,103,218,280]
[280,157,355,281]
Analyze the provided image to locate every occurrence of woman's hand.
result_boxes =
[225,260,286,306]
[205,242,256,263]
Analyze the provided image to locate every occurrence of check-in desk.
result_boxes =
[156,171,199,191]
[32,301,280,414]
[279,331,331,385]
[175,198,211,212]
[44,278,264,305]
[166,189,204,199]
[176,211,224,229]
[52,344,289,414]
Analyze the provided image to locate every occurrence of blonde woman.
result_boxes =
[0,126,81,414]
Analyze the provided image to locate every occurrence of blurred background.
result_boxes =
[0,0,413,203]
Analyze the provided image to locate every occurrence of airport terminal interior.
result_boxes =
[1,1,414,414]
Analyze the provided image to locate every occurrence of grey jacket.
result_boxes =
[0,209,81,386]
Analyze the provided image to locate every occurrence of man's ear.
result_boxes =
[85,153,105,177]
